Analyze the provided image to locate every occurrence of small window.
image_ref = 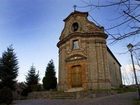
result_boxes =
[72,22,79,32]
[73,40,79,49]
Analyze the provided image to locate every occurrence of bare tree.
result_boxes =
[78,0,140,44]
[78,0,140,85]
[123,70,132,85]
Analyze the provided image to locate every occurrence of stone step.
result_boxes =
[65,87,84,92]
[50,92,76,99]
[50,95,75,99]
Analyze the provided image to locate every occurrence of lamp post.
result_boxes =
[127,43,140,99]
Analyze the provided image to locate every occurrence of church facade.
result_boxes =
[57,11,122,92]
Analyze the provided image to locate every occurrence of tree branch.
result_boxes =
[123,11,140,22]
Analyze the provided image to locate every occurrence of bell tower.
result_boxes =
[57,11,116,92]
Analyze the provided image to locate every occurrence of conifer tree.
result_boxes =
[0,45,18,90]
[43,60,57,90]
[25,65,39,92]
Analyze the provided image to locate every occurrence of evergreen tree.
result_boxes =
[25,65,39,92]
[43,60,57,90]
[0,45,18,90]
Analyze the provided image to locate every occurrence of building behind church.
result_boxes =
[57,11,122,92]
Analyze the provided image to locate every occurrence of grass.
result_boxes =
[133,99,140,105]
[111,86,137,94]
[88,87,137,94]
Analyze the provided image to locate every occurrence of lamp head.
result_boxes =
[127,43,134,51]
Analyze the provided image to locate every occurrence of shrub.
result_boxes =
[21,84,42,97]
[21,87,30,97]
[0,87,13,105]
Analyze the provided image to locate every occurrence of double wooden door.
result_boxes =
[71,65,82,87]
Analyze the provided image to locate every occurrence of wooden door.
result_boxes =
[71,65,82,87]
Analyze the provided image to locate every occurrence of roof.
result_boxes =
[63,11,88,22]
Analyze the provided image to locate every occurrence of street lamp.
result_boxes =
[127,43,140,99]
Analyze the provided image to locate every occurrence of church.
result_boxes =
[57,10,122,92]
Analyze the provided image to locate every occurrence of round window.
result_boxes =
[72,22,79,32]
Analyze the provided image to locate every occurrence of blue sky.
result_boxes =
[0,0,139,83]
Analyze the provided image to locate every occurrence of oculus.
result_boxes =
[72,22,79,32]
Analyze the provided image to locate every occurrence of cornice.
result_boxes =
[57,32,108,47]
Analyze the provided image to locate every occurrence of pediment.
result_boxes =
[65,54,87,62]
[59,11,104,40]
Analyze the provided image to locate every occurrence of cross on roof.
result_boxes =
[73,5,77,11]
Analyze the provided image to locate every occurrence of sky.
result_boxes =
[0,0,139,84]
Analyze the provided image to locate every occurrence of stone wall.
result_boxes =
[107,49,122,88]
[27,90,117,99]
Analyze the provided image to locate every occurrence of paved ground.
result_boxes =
[15,92,137,105]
